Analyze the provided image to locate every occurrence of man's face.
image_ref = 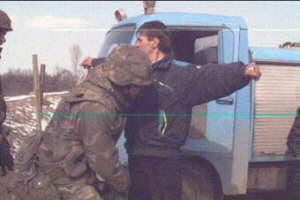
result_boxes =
[0,30,7,46]
[135,33,154,56]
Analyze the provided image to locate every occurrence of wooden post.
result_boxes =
[32,54,41,131]
[40,64,46,111]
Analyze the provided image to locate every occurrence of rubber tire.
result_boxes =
[181,158,223,200]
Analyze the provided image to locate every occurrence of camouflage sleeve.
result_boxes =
[0,97,6,125]
[78,103,129,191]
[0,76,6,125]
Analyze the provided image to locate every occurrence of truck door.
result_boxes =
[182,27,251,194]
[183,29,237,154]
[205,29,237,152]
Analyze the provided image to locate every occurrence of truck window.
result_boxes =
[194,35,218,65]
[169,28,218,139]
[169,28,218,65]
[98,24,136,57]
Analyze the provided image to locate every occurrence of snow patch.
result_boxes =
[5,94,35,102]
[41,118,50,131]
[4,91,67,157]
[5,91,69,102]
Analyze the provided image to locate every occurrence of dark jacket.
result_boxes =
[125,53,250,157]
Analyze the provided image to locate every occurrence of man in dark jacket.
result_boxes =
[0,9,13,176]
[0,45,153,200]
[125,21,261,200]
[80,21,261,200]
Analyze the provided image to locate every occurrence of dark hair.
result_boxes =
[137,21,171,53]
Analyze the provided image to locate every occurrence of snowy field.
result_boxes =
[4,91,69,158]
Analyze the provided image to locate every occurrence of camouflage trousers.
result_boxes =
[1,151,104,200]
[0,170,60,200]
[58,184,103,200]
[1,133,126,200]
[0,171,126,200]
[58,182,127,200]
[0,175,105,200]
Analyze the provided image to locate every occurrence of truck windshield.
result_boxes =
[98,24,136,57]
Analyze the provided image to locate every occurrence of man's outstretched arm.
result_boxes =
[182,62,261,106]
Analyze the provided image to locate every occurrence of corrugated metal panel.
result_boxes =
[253,65,299,156]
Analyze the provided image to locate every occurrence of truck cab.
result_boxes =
[98,12,300,199]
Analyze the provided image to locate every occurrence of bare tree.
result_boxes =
[69,44,82,79]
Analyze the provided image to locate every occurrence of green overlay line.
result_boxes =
[36,113,300,117]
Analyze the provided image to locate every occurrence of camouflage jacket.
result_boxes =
[37,65,129,189]
[287,108,300,157]
[0,75,6,126]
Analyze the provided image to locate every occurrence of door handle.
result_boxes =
[216,98,234,105]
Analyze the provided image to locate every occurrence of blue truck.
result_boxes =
[98,11,300,199]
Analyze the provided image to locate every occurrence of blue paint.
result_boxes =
[172,60,189,67]
[113,12,247,30]
[250,47,300,63]
[250,155,300,162]
[203,28,237,152]
[230,29,252,193]
[184,26,240,194]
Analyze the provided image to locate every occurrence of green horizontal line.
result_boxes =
[36,113,300,118]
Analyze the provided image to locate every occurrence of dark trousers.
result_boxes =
[128,155,182,200]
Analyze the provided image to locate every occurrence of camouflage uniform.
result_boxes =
[0,9,13,176]
[0,45,152,200]
[287,108,300,194]
[287,108,300,157]
[0,9,13,124]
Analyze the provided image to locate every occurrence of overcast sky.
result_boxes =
[0,1,299,74]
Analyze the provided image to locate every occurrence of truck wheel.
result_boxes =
[181,158,223,200]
